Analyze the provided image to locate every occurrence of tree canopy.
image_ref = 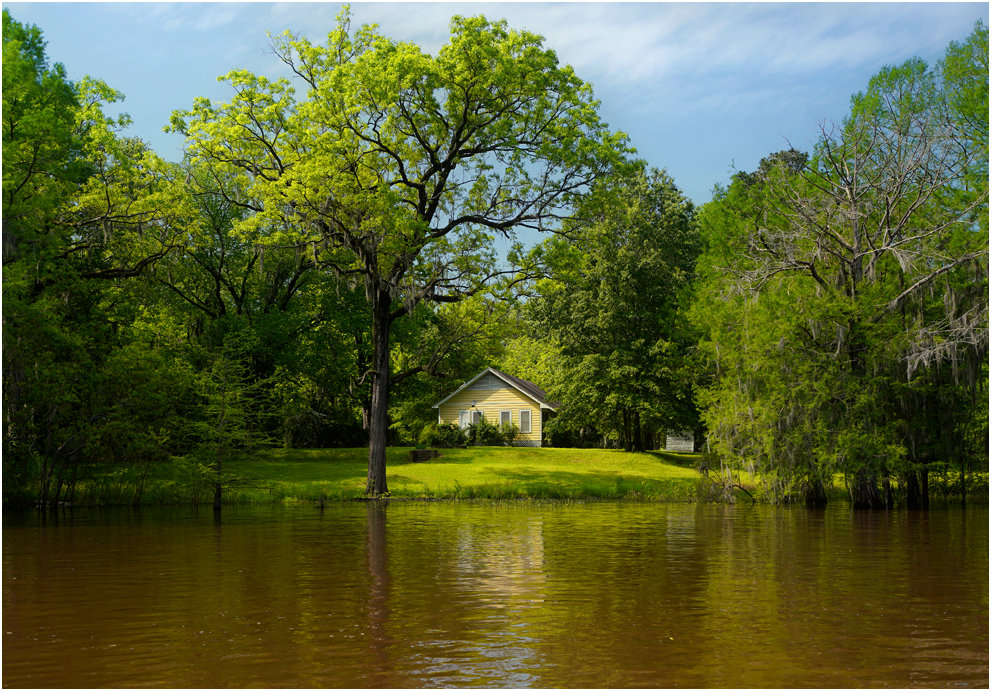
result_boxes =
[692,22,988,507]
[168,8,632,494]
[521,167,701,450]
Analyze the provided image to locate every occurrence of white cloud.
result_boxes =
[115,2,979,95]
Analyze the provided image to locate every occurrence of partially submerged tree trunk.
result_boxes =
[850,472,885,510]
[804,478,828,508]
[905,468,930,510]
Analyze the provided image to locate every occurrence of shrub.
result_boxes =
[467,418,504,446]
[466,419,520,446]
[431,423,468,448]
[416,423,437,448]
[500,422,520,445]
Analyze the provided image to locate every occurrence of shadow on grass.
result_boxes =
[645,451,702,468]
[395,454,479,466]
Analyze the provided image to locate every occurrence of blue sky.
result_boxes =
[4,2,988,205]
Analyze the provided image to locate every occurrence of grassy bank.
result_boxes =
[220,447,704,504]
[24,447,986,507]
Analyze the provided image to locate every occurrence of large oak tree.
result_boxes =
[169,10,630,494]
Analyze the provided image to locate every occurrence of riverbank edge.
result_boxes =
[5,446,986,509]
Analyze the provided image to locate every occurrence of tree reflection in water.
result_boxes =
[364,502,392,684]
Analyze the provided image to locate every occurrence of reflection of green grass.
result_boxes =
[224,447,703,503]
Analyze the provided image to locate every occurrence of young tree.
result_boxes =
[169,9,630,494]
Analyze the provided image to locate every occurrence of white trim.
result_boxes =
[433,367,552,409]
[458,410,471,429]
[519,409,532,434]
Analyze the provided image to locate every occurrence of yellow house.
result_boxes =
[434,367,557,446]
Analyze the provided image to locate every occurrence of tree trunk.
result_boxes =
[850,471,883,509]
[882,474,894,509]
[355,333,373,435]
[905,468,930,510]
[960,456,967,507]
[621,409,632,453]
[213,448,223,511]
[365,288,391,496]
[631,409,645,453]
[921,468,929,509]
[804,477,828,508]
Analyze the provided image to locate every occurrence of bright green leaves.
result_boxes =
[432,14,629,230]
[169,70,298,246]
[3,9,83,261]
[169,9,630,494]
[937,21,989,232]
[3,10,204,505]
[171,8,630,290]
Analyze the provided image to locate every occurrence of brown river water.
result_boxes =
[2,502,988,688]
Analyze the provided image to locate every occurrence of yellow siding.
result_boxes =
[438,386,543,445]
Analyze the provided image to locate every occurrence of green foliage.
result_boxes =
[2,10,189,506]
[2,8,84,259]
[428,423,469,449]
[5,10,985,513]
[692,24,989,507]
[464,417,518,446]
[387,294,519,447]
[499,422,520,446]
[169,7,632,495]
[524,166,702,450]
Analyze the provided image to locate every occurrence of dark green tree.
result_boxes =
[526,167,701,450]
[693,25,988,507]
[3,10,186,505]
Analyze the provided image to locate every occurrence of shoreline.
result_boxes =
[4,446,986,509]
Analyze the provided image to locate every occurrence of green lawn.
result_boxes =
[50,446,987,507]
[224,446,704,503]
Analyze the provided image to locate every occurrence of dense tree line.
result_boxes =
[2,9,546,504]
[691,23,988,507]
[2,10,986,507]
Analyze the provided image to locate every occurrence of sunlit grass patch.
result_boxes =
[223,446,702,503]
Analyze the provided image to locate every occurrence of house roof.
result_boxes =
[433,367,558,410]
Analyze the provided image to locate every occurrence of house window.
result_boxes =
[500,410,512,426]
[458,410,470,429]
[519,409,532,434]
[472,410,483,425]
